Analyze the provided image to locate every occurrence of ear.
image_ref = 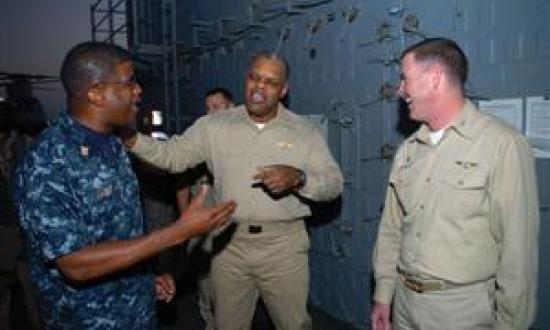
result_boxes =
[431,67,443,91]
[87,87,105,106]
[279,83,288,99]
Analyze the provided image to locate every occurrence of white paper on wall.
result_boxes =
[526,96,550,158]
[478,98,524,133]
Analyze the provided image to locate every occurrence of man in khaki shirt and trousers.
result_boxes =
[371,38,539,330]
[126,52,344,330]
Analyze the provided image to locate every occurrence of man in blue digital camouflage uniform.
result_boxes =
[12,41,236,329]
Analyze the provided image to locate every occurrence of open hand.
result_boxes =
[175,185,236,240]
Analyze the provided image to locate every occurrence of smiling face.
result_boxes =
[398,53,436,123]
[244,56,288,123]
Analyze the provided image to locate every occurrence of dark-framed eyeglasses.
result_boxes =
[92,75,138,89]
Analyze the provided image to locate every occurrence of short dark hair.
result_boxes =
[60,41,132,98]
[401,38,468,89]
[205,87,233,102]
[248,51,290,82]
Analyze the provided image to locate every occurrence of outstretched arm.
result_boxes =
[56,186,235,282]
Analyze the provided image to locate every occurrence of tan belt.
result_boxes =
[398,269,476,293]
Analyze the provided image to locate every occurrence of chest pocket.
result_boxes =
[75,161,121,222]
[440,161,488,217]
[270,142,302,166]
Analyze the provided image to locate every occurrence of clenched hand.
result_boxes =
[253,164,302,195]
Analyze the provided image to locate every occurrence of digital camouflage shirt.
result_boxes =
[12,113,155,329]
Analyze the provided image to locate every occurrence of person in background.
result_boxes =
[125,51,343,330]
[371,38,539,330]
[12,41,236,329]
[177,87,235,330]
[204,87,234,114]
[0,103,43,329]
[133,108,185,277]
[131,107,189,325]
[175,87,236,212]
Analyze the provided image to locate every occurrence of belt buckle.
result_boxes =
[248,225,262,234]
[404,278,424,293]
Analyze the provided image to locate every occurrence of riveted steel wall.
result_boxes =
[131,1,550,328]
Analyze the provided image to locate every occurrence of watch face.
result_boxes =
[298,170,306,185]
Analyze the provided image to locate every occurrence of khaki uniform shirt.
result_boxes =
[132,104,343,222]
[373,100,539,329]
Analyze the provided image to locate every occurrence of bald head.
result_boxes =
[248,52,289,83]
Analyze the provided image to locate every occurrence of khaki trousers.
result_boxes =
[197,273,216,330]
[393,276,496,330]
[211,221,311,330]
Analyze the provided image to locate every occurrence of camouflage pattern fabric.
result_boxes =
[12,113,155,329]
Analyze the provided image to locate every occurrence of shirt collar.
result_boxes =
[57,113,118,154]
[412,99,478,145]
[447,99,478,139]
[239,103,295,129]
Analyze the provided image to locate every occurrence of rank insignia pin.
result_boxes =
[80,145,89,157]
[277,141,294,149]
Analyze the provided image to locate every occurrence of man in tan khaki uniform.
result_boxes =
[126,52,343,330]
[371,38,539,330]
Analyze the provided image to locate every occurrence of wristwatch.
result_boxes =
[296,169,307,188]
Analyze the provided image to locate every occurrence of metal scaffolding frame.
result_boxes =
[90,0,128,45]
[90,0,183,134]
[128,0,182,133]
